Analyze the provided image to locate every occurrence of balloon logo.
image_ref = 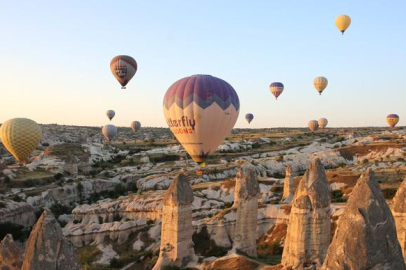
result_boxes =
[308,120,319,132]
[387,114,399,128]
[110,55,137,89]
[270,82,284,100]
[245,113,254,124]
[313,77,328,95]
[335,15,351,35]
[318,118,328,129]
[102,125,117,142]
[106,110,115,121]
[131,121,141,133]
[163,74,240,166]
[0,118,42,163]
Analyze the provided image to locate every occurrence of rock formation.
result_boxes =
[0,234,22,270]
[152,171,196,270]
[281,158,331,269]
[0,200,37,228]
[22,210,82,270]
[232,162,260,257]
[321,170,405,270]
[392,175,406,263]
[281,165,294,204]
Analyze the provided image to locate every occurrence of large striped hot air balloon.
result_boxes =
[106,110,115,121]
[163,74,240,166]
[269,82,284,100]
[335,15,351,35]
[387,114,399,128]
[245,113,254,124]
[0,118,42,163]
[110,55,137,89]
[313,77,328,95]
[308,120,319,132]
[102,125,117,142]
[131,121,141,133]
[318,118,328,129]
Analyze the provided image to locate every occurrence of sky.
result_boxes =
[1,1,405,128]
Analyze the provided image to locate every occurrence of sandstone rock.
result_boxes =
[232,163,259,257]
[321,169,405,270]
[152,172,197,270]
[281,165,295,204]
[22,210,82,270]
[0,200,37,228]
[282,158,331,269]
[392,175,406,263]
[0,234,22,270]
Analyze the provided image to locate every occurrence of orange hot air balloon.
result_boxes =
[387,114,399,128]
[163,75,240,166]
[308,120,319,132]
[110,55,137,89]
[318,118,328,129]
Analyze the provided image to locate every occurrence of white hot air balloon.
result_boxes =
[313,77,328,95]
[318,118,328,129]
[102,124,117,142]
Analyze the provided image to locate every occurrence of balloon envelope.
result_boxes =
[318,118,328,129]
[269,82,284,100]
[106,110,115,121]
[308,120,319,132]
[245,113,254,124]
[387,114,399,128]
[335,15,351,34]
[102,125,117,142]
[313,77,328,95]
[131,121,141,133]
[163,74,240,165]
[0,118,42,163]
[110,55,137,89]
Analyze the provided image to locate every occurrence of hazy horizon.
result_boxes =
[1,1,405,128]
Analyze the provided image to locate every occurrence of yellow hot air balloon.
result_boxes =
[0,118,42,163]
[163,75,240,166]
[313,76,328,95]
[335,15,351,35]
[387,114,399,128]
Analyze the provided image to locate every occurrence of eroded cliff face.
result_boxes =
[22,210,82,270]
[282,158,331,269]
[321,170,405,270]
[152,172,197,270]
[391,175,406,263]
[0,200,37,228]
[232,163,260,257]
[0,234,22,270]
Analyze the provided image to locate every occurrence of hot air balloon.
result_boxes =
[335,15,351,35]
[102,125,117,142]
[163,74,240,166]
[106,110,115,121]
[269,82,284,100]
[131,121,141,133]
[308,120,319,132]
[110,55,137,89]
[387,114,399,128]
[313,77,328,95]
[245,113,254,124]
[0,118,42,163]
[318,118,328,129]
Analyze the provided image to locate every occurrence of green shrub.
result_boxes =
[0,202,6,208]
[50,202,74,219]
[0,222,31,242]
[363,159,369,164]
[54,173,63,180]
[193,227,228,257]
[110,257,123,268]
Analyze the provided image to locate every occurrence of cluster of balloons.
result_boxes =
[101,56,142,143]
[308,118,328,132]
[102,110,142,142]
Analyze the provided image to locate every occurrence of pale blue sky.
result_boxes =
[1,1,405,128]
